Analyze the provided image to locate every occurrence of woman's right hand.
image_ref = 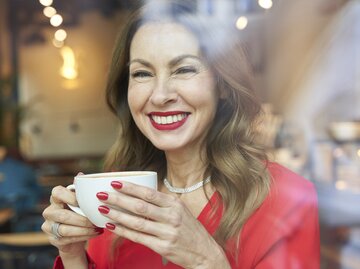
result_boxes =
[41,184,103,260]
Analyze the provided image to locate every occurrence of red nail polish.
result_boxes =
[98,205,110,214]
[106,223,116,230]
[96,192,108,200]
[95,227,104,234]
[111,181,123,189]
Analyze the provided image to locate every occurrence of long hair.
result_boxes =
[104,0,270,259]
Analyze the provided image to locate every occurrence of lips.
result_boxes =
[148,111,190,131]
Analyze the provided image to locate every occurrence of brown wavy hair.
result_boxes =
[104,0,270,259]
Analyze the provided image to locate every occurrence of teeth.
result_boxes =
[152,114,187,125]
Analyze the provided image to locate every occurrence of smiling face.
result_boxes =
[127,22,218,154]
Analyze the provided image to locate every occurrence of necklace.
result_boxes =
[163,176,211,194]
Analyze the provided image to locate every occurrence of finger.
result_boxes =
[102,192,174,224]
[105,223,165,255]
[111,181,177,207]
[48,234,99,247]
[41,221,103,238]
[51,185,78,207]
[101,207,171,237]
[43,207,95,228]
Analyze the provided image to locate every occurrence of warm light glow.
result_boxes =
[52,38,64,48]
[39,0,53,7]
[60,46,78,80]
[43,6,56,18]
[55,29,67,42]
[50,14,63,27]
[236,16,248,30]
[357,149,360,157]
[335,180,347,190]
[258,0,273,9]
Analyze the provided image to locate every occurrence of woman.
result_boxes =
[42,1,320,268]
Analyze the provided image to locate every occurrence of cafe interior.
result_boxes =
[0,0,359,268]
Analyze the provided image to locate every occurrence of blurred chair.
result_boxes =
[0,232,57,269]
[0,146,43,233]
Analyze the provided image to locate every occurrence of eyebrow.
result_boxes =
[128,54,201,68]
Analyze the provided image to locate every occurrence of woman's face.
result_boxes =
[127,22,218,153]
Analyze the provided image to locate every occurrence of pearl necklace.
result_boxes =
[163,176,211,194]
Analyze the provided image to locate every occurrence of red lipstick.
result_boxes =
[148,111,189,131]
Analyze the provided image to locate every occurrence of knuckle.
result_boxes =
[169,213,182,227]
[160,242,174,256]
[169,195,178,203]
[57,210,69,223]
[41,222,47,233]
[168,229,179,244]
[133,218,146,231]
[112,194,122,205]
[42,208,50,219]
[51,186,63,198]
[132,233,141,244]
[145,188,157,201]
[135,201,148,214]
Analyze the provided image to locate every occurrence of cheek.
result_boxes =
[127,84,149,113]
[181,79,218,107]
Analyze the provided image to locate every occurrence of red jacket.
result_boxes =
[54,163,320,268]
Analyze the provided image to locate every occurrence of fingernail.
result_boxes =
[77,172,84,175]
[95,227,104,234]
[98,205,110,214]
[111,181,123,189]
[106,223,116,230]
[96,192,108,200]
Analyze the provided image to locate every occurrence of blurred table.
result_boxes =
[0,231,49,246]
[0,231,55,269]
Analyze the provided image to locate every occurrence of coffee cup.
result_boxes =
[66,171,157,227]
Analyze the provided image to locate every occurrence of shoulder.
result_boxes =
[237,163,318,266]
[240,162,318,247]
[236,163,319,267]
[266,162,317,209]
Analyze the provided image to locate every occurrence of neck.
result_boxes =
[164,148,208,189]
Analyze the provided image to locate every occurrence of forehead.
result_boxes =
[130,22,201,59]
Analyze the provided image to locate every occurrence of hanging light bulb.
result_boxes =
[43,6,57,18]
[236,16,248,30]
[258,0,273,9]
[50,14,63,27]
[39,0,53,7]
[54,29,67,42]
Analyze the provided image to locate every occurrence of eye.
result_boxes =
[131,71,153,79]
[173,66,198,75]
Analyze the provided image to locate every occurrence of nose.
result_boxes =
[149,77,177,106]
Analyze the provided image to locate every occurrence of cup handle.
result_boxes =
[66,184,86,217]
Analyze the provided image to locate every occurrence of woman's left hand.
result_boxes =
[97,181,231,269]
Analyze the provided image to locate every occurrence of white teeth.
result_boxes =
[152,113,187,125]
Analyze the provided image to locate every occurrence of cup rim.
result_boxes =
[75,171,157,179]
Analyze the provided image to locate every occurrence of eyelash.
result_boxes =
[174,66,198,75]
[131,71,153,78]
[130,66,198,79]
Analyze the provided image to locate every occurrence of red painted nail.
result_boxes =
[111,181,123,189]
[95,227,104,234]
[98,205,110,214]
[96,192,108,200]
[106,223,116,230]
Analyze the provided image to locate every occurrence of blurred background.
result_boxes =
[0,0,359,268]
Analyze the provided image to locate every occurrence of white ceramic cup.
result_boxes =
[66,171,157,227]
